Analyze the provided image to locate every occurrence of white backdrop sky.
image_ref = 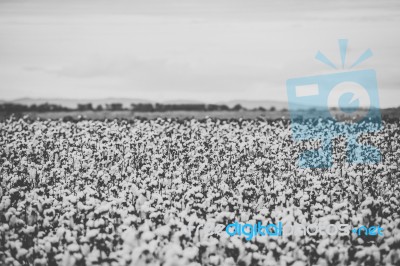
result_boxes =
[0,0,399,107]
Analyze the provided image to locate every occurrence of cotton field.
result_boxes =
[0,117,400,266]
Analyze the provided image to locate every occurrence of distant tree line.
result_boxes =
[0,102,277,112]
[0,103,70,112]
[131,103,234,112]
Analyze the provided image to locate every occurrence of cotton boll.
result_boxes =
[141,231,155,242]
[86,229,99,240]
[16,248,28,260]
[209,255,221,265]
[291,261,306,266]
[182,246,199,260]
[67,244,80,253]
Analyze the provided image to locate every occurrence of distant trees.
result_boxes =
[106,103,123,111]
[130,103,243,112]
[131,103,154,112]
[0,103,30,112]
[232,104,243,111]
[0,102,279,113]
[0,103,70,112]
[154,104,207,112]
[77,103,93,111]
[206,104,230,111]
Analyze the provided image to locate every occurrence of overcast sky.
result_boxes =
[0,0,399,107]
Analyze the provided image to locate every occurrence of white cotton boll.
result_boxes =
[46,234,59,245]
[150,180,158,187]
[16,248,28,260]
[0,196,11,211]
[67,244,80,253]
[332,201,348,212]
[54,252,64,263]
[141,231,155,242]
[56,227,66,239]
[269,241,277,251]
[140,202,151,214]
[80,243,90,257]
[259,208,269,217]
[360,198,374,208]
[62,251,76,266]
[0,224,9,233]
[351,215,363,227]
[354,249,367,260]
[221,257,236,266]
[326,247,338,264]
[86,219,95,228]
[182,246,198,260]
[164,257,187,266]
[317,238,330,256]
[127,166,133,173]
[87,248,101,265]
[33,258,47,266]
[95,204,110,215]
[86,229,99,240]
[322,214,340,224]
[64,230,75,244]
[291,261,306,266]
[390,197,399,205]
[123,215,138,226]
[121,228,137,248]
[94,218,105,228]
[383,249,400,265]
[22,225,35,235]
[131,184,140,197]
[361,209,372,219]
[302,194,309,201]
[67,195,77,205]
[77,202,90,212]
[44,241,52,253]
[370,246,381,263]
[126,246,146,266]
[164,243,183,258]
[97,170,104,179]
[146,240,159,254]
[209,255,221,265]
[149,212,159,219]
[73,253,83,261]
[356,176,362,188]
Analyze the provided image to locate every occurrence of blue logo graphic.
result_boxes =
[286,39,381,168]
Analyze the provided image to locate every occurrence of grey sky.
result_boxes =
[0,0,399,107]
